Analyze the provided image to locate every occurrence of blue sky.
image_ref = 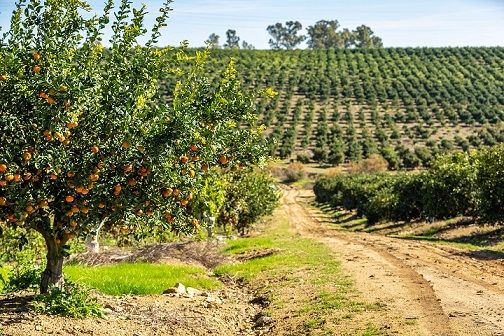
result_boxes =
[0,0,503,48]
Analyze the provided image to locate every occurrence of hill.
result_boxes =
[175,47,504,168]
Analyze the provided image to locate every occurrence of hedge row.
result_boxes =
[314,144,504,224]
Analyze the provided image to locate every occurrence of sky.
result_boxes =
[0,0,503,49]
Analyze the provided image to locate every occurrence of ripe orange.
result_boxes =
[192,218,199,226]
[13,174,22,182]
[180,199,189,206]
[192,155,200,162]
[180,155,189,164]
[114,184,122,192]
[164,212,174,223]
[122,141,130,149]
[172,188,181,197]
[189,169,196,178]
[67,171,75,178]
[50,173,58,181]
[218,155,229,165]
[46,96,56,105]
[65,195,74,203]
[67,121,78,129]
[98,202,106,209]
[22,151,32,161]
[38,91,48,99]
[33,65,41,73]
[91,145,99,154]
[26,205,35,213]
[23,172,32,181]
[0,197,7,206]
[201,164,209,172]
[81,188,90,195]
[33,51,41,61]
[81,207,89,214]
[127,178,137,186]
[161,187,173,198]
[71,205,80,213]
[0,74,8,81]
[0,163,7,173]
[190,144,198,152]
[69,220,78,228]
[39,200,49,208]
[89,174,99,182]
[5,174,14,182]
[123,164,134,173]
[0,180,7,187]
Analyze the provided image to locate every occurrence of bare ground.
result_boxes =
[285,185,504,336]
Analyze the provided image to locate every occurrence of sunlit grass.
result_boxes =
[65,263,220,295]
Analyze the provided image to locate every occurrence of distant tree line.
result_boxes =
[206,20,383,50]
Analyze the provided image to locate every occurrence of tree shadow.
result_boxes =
[0,294,33,326]
[454,249,504,261]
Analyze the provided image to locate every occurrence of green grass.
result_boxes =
[65,263,220,295]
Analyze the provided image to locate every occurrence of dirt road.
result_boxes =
[282,186,504,336]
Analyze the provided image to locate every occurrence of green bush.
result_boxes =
[31,282,102,318]
[475,143,504,222]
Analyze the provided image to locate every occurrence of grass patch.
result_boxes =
[65,263,220,295]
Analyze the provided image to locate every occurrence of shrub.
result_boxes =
[31,282,102,318]
[284,162,306,183]
[474,144,504,222]
[348,154,388,173]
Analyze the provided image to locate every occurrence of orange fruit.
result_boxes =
[0,164,7,173]
[23,172,32,181]
[50,173,58,181]
[98,202,106,209]
[123,164,134,173]
[65,195,75,203]
[67,171,75,178]
[121,141,130,149]
[192,155,200,162]
[190,144,198,152]
[13,174,22,182]
[33,65,41,73]
[22,151,32,161]
[114,184,122,192]
[189,170,196,178]
[0,197,6,206]
[69,220,78,228]
[161,188,173,198]
[26,205,35,213]
[218,155,229,165]
[201,164,209,172]
[33,52,41,61]
[71,205,79,213]
[0,180,7,187]
[164,212,174,223]
[0,74,8,81]
[67,121,78,129]
[192,218,199,226]
[89,174,99,182]
[5,174,14,182]
[180,155,189,164]
[81,188,90,195]
[39,200,49,208]
[127,178,137,186]
[172,188,181,197]
[46,96,56,105]
[81,207,89,214]
[91,145,99,154]
[38,91,48,99]
[180,199,189,206]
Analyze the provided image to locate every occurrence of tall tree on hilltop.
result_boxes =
[224,29,240,49]
[353,25,383,48]
[242,41,255,50]
[306,20,342,49]
[206,33,220,48]
[267,21,306,50]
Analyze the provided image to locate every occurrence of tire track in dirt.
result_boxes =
[281,185,504,336]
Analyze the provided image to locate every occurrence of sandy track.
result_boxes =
[282,186,504,336]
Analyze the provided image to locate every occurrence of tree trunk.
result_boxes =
[40,237,65,294]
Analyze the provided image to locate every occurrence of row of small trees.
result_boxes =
[314,144,504,224]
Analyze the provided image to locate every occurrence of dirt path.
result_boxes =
[281,185,504,336]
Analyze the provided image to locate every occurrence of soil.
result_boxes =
[2,185,503,336]
[287,185,504,336]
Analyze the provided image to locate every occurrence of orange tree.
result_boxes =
[0,0,269,293]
